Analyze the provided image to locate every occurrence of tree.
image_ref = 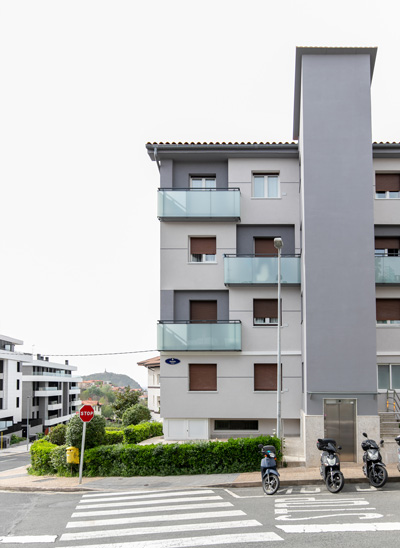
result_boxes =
[112,386,141,420]
[122,404,151,427]
[49,423,67,446]
[101,404,115,419]
[65,414,106,449]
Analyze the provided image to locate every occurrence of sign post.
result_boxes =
[78,405,94,484]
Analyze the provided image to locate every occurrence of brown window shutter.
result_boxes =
[190,300,217,322]
[253,299,278,319]
[254,363,279,391]
[376,174,400,192]
[254,238,277,256]
[189,364,217,391]
[190,237,216,255]
[375,237,400,249]
[376,299,400,321]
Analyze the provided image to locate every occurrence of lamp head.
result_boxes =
[274,237,283,250]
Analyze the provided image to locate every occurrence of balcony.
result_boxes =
[47,402,63,411]
[157,188,240,221]
[157,321,241,351]
[224,255,301,285]
[34,388,63,397]
[375,256,400,284]
[69,386,80,394]
[44,413,74,427]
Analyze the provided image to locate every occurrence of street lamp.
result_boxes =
[274,237,283,441]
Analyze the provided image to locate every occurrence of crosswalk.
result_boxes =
[58,488,282,547]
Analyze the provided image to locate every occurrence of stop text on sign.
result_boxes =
[79,405,94,422]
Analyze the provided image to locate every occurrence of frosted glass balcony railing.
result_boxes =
[157,321,241,351]
[158,188,240,220]
[375,256,400,283]
[224,255,301,285]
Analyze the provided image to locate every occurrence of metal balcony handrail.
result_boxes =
[158,187,240,192]
[224,253,301,258]
[158,320,241,324]
[386,389,400,421]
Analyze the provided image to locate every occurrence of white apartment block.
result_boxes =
[147,47,400,465]
[138,356,161,421]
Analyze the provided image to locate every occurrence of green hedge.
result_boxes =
[104,430,124,445]
[123,422,163,444]
[83,435,279,477]
[29,439,58,475]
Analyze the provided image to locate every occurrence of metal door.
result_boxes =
[324,399,356,462]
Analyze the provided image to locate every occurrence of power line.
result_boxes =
[43,350,158,357]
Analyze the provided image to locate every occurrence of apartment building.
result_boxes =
[138,355,161,420]
[147,47,400,465]
[22,355,81,431]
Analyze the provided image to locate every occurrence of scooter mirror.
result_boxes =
[337,446,342,450]
[258,444,263,449]
[362,432,368,438]
[380,440,384,446]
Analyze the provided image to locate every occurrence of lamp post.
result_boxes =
[274,237,283,441]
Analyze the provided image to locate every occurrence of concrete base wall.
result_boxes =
[301,410,324,466]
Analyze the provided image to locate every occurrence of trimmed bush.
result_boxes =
[50,445,71,475]
[83,435,279,477]
[49,424,67,446]
[29,439,57,475]
[104,430,124,445]
[122,404,151,427]
[123,421,163,445]
[66,414,106,449]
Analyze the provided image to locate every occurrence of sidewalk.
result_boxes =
[1,443,400,492]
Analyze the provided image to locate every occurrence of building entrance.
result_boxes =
[324,399,356,462]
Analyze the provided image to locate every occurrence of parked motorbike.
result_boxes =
[317,438,345,493]
[361,432,387,487]
[258,443,280,495]
[394,435,400,472]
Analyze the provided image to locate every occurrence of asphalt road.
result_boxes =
[0,452,31,473]
[1,483,400,546]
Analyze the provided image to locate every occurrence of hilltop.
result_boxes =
[81,371,142,390]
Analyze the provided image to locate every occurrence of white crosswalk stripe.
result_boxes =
[60,488,282,546]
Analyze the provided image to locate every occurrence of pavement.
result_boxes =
[1,441,400,493]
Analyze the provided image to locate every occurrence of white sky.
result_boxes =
[1,0,399,388]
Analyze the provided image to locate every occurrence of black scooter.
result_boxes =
[258,443,280,495]
[317,438,345,493]
[361,432,387,487]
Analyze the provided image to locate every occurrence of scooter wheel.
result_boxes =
[325,471,344,493]
[369,465,388,488]
[262,475,280,495]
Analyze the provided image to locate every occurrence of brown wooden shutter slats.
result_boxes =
[189,364,217,391]
[254,238,277,256]
[190,301,217,322]
[375,237,400,249]
[376,174,400,192]
[376,299,400,321]
[254,299,278,318]
[191,237,216,255]
[254,363,277,391]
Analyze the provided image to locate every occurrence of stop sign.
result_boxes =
[79,405,94,423]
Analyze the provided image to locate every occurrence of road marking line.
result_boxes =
[79,490,214,503]
[275,507,376,514]
[0,535,57,544]
[76,496,222,510]
[66,509,245,529]
[276,513,383,522]
[72,502,233,518]
[277,522,400,533]
[59,532,283,547]
[60,519,262,542]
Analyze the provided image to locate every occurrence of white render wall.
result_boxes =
[0,357,23,424]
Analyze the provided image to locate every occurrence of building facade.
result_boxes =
[138,355,161,421]
[147,47,400,464]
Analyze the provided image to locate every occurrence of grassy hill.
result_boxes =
[82,371,142,390]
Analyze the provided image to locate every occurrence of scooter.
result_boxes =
[258,443,280,495]
[317,438,345,493]
[394,435,400,472]
[361,432,387,487]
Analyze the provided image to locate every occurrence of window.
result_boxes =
[16,397,20,408]
[190,237,216,263]
[0,379,3,391]
[253,174,279,198]
[215,420,258,431]
[189,364,217,391]
[375,174,400,199]
[0,398,2,410]
[190,300,217,323]
[376,299,400,324]
[17,362,21,372]
[254,363,278,391]
[253,299,279,325]
[16,379,20,390]
[375,237,400,257]
[254,238,278,256]
[190,176,216,189]
[0,360,3,374]
[378,364,400,390]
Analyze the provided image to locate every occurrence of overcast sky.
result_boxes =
[1,0,399,388]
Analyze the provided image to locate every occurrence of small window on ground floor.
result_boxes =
[214,420,259,430]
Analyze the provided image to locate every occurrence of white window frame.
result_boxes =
[378,363,400,391]
[190,253,216,263]
[377,320,400,325]
[375,191,400,199]
[254,317,278,326]
[252,173,280,199]
[190,177,216,189]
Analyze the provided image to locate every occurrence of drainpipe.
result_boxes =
[154,146,161,172]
